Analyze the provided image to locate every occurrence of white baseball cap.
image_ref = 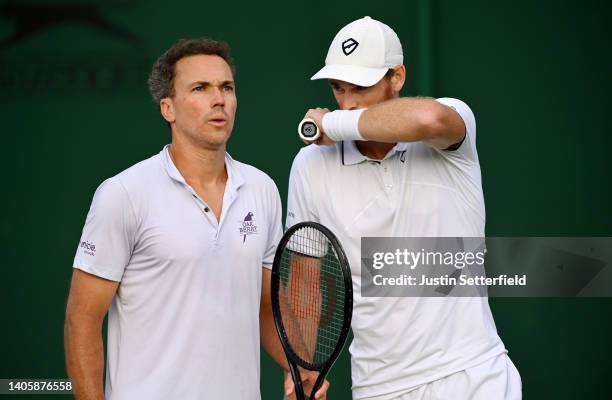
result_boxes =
[311,16,403,87]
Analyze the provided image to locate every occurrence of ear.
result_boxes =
[391,65,406,94]
[160,97,175,124]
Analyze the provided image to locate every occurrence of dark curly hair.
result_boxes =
[148,38,235,104]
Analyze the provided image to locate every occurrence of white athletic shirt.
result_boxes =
[73,146,283,400]
[286,98,507,399]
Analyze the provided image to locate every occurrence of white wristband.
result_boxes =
[322,109,365,142]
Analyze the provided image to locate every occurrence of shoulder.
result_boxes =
[91,175,128,204]
[93,154,160,199]
[90,153,163,212]
[113,153,164,189]
[292,143,341,169]
[230,157,279,194]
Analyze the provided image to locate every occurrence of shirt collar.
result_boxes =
[160,144,245,191]
[341,141,409,165]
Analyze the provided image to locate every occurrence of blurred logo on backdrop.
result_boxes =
[0,0,150,94]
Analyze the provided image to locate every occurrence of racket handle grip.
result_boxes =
[298,118,321,142]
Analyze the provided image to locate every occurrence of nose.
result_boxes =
[211,87,225,107]
[340,94,359,110]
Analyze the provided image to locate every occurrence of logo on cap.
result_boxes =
[342,38,359,56]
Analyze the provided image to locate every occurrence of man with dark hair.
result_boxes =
[148,38,235,104]
[64,37,328,400]
[287,17,521,400]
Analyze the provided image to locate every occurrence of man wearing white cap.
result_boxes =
[286,17,522,400]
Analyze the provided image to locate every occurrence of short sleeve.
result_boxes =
[73,177,136,281]
[262,180,283,269]
[286,149,319,229]
[435,97,478,163]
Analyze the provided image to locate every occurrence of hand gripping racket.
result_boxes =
[298,118,321,142]
[271,222,353,399]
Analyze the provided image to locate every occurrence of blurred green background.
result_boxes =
[1,0,610,398]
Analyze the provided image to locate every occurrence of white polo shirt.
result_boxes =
[73,145,282,400]
[286,98,507,399]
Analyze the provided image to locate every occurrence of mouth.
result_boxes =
[207,115,228,127]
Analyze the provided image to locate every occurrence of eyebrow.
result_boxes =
[191,80,235,88]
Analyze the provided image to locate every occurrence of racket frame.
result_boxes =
[271,221,353,399]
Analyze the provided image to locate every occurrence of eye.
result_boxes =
[192,85,204,92]
[223,85,235,92]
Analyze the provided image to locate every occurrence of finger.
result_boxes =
[304,108,317,119]
[284,377,294,396]
[314,379,330,399]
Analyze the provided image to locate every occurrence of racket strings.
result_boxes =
[279,226,347,368]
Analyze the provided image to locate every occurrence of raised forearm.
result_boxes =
[359,97,456,146]
[64,315,105,400]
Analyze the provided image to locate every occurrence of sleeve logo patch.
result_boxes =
[80,240,96,256]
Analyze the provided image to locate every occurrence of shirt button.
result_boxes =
[204,207,210,212]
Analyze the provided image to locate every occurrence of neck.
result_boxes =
[356,141,396,161]
[168,136,227,187]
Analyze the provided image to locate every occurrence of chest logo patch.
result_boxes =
[239,212,258,243]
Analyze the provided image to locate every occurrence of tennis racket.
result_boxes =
[271,222,353,399]
[298,118,321,142]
